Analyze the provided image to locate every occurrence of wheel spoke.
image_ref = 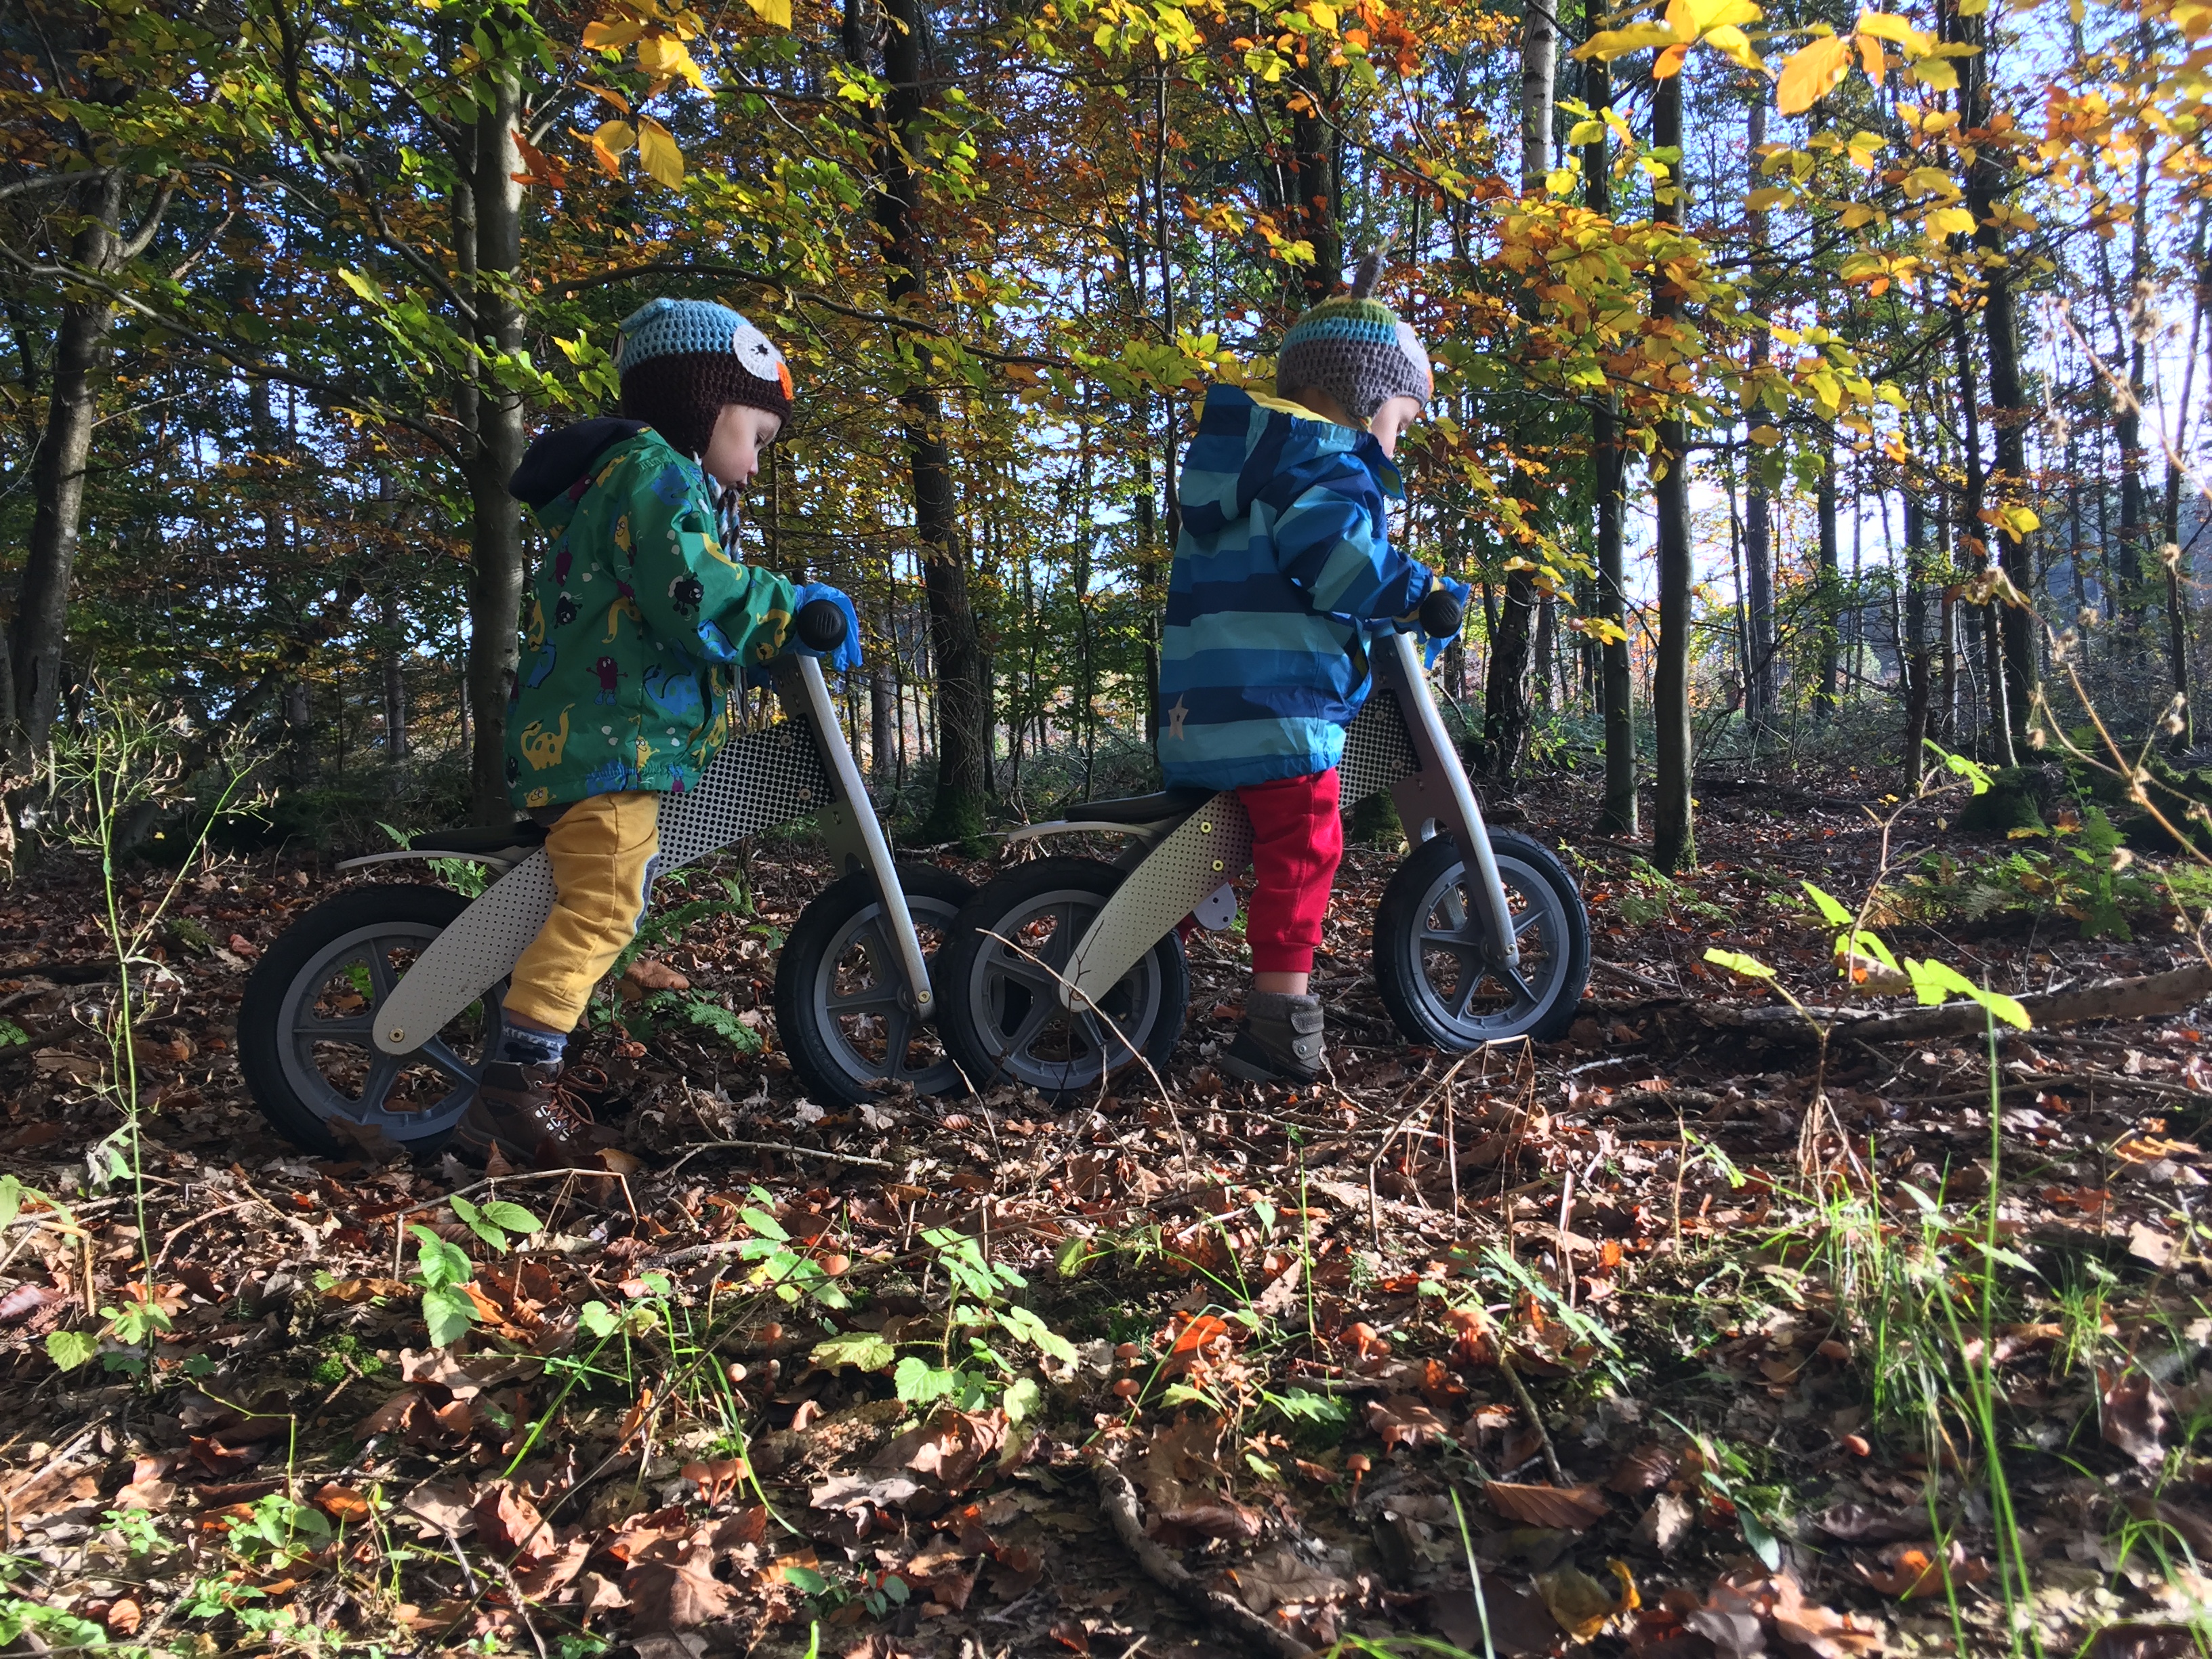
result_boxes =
[1450,972,1483,1021]
[356,1054,403,1113]
[416,1039,479,1086]
[295,1016,373,1044]
[1000,996,1058,1062]
[829,985,902,1014]
[363,942,398,1000]
[1500,964,1539,1007]
[1513,904,1545,938]
[879,1008,916,1075]
[1420,928,1479,949]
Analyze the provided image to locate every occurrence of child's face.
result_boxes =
[1368,395,1422,459]
[702,404,783,487]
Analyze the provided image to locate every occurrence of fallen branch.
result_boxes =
[1677,962,2212,1046]
[1089,1458,1314,1659]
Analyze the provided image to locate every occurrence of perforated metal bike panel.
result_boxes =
[1339,691,1418,806]
[374,721,831,1055]
[1063,793,1251,1012]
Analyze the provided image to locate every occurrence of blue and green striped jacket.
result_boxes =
[1158,384,1435,790]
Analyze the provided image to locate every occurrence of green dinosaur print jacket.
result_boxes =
[504,420,797,811]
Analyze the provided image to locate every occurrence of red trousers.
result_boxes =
[1236,769,1343,975]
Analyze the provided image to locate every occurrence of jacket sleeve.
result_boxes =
[623,459,798,665]
[1271,464,1434,624]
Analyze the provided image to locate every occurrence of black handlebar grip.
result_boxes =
[794,597,848,655]
[1419,588,1464,639]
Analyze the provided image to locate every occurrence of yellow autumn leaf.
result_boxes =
[1776,34,1853,112]
[1841,202,1880,227]
[592,117,637,157]
[636,34,708,89]
[582,16,647,48]
[744,0,793,24]
[1908,56,1959,89]
[636,116,684,186]
[1925,205,1977,237]
[1855,11,1931,50]
[1858,33,1885,75]
[1704,23,1765,70]
[1746,185,1793,209]
[1749,424,1782,445]
[1578,22,1680,58]
[1307,0,1338,28]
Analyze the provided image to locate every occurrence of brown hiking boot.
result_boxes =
[453,1061,600,1170]
[1219,991,1325,1086]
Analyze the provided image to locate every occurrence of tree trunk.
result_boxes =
[1742,101,1776,737]
[2162,205,2208,753]
[1651,71,1694,873]
[1902,493,1933,780]
[1950,302,2015,764]
[460,66,529,825]
[1287,64,1341,309]
[12,171,126,759]
[1586,53,1635,836]
[1960,0,2036,755]
[1519,0,1556,190]
[382,590,409,762]
[867,0,988,843]
[1815,429,1839,722]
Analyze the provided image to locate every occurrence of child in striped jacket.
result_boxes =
[1160,254,1467,1085]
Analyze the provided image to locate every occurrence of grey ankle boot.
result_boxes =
[1221,990,1325,1085]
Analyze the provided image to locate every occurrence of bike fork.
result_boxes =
[1374,631,1519,972]
[777,657,937,1023]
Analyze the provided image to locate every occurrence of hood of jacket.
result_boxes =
[509,417,651,510]
[1176,384,1401,544]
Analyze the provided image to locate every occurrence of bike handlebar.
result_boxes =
[794,597,849,655]
[1418,587,1464,640]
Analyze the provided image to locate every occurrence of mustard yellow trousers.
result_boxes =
[505,791,661,1031]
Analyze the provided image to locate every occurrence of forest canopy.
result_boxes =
[1,0,2202,859]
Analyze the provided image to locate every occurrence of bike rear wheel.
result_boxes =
[774,864,973,1106]
[239,885,505,1156]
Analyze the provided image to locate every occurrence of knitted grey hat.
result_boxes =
[1276,251,1433,424]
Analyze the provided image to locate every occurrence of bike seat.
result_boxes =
[411,822,549,855]
[1066,788,1214,826]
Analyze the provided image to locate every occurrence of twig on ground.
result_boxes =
[1090,1457,1315,1659]
[1495,1353,1565,1486]
[658,1139,894,1175]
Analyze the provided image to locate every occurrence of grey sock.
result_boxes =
[497,1023,568,1067]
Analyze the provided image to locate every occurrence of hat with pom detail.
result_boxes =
[615,297,792,459]
[1276,251,1432,425]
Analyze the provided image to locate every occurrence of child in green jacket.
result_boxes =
[456,298,854,1170]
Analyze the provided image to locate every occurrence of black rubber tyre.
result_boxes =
[238,884,506,1157]
[773,863,974,1107]
[937,857,1187,1106]
[1372,830,1591,1048]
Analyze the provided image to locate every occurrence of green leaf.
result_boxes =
[422,1284,477,1348]
[741,1208,790,1243]
[1002,1376,1043,1425]
[411,1225,473,1289]
[894,1355,958,1405]
[1801,881,1853,926]
[1000,1304,1078,1364]
[448,1194,510,1255]
[1737,1504,1784,1570]
[478,1200,544,1236]
[0,1174,20,1231]
[1704,947,1776,980]
[46,1330,97,1372]
[811,1331,896,1372]
[783,1564,830,1595]
[579,1301,620,1340]
[1903,959,2030,1028]
[1251,1197,1277,1233]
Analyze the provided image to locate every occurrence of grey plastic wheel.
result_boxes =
[774,864,972,1106]
[239,886,504,1155]
[937,857,1187,1105]
[1372,830,1591,1047]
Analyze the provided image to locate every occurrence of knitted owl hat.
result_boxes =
[1276,251,1433,426]
[616,297,792,459]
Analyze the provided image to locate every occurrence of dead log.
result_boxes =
[1666,962,2212,1046]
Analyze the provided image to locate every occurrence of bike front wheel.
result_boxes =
[1372,830,1590,1048]
[936,857,1187,1107]
[238,884,505,1156]
[774,863,974,1107]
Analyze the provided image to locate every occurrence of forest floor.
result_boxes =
[0,765,2207,1659]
